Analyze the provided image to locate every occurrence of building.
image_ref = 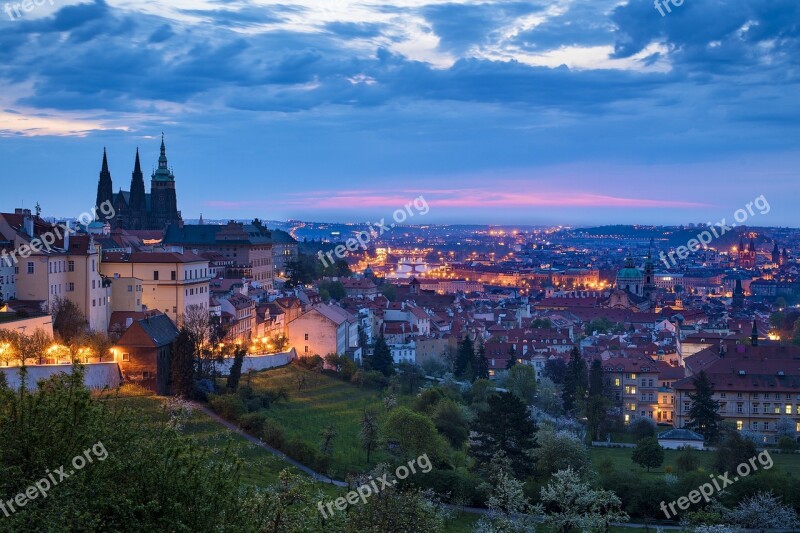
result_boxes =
[658,428,704,449]
[163,220,277,290]
[271,229,299,278]
[0,211,111,333]
[220,293,255,343]
[616,253,644,297]
[673,344,800,443]
[97,136,182,231]
[114,313,179,395]
[287,304,360,359]
[101,251,210,323]
[602,356,661,423]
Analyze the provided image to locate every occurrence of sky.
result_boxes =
[0,0,798,226]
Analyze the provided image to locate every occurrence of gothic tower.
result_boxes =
[95,148,114,221]
[150,134,181,229]
[643,239,656,302]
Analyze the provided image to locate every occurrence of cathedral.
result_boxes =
[95,135,182,231]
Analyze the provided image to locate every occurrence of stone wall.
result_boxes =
[0,363,122,391]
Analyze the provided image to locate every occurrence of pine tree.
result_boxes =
[474,340,489,380]
[588,359,605,397]
[505,345,517,369]
[369,336,395,376]
[687,370,722,442]
[470,392,538,477]
[562,346,588,414]
[171,328,196,398]
[454,335,474,380]
[225,344,247,392]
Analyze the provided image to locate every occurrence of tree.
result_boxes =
[505,345,517,369]
[380,283,398,302]
[474,469,539,533]
[562,346,588,414]
[532,430,591,479]
[724,491,800,530]
[285,254,316,288]
[454,335,474,380]
[471,392,538,477]
[51,297,88,343]
[0,366,255,532]
[368,336,395,376]
[382,407,448,463]
[714,428,757,474]
[539,467,629,533]
[473,340,489,381]
[543,357,568,384]
[319,424,337,456]
[172,327,197,398]
[359,410,379,463]
[687,370,722,442]
[345,465,448,533]
[534,376,563,416]
[318,280,346,302]
[584,394,611,442]
[631,437,664,472]
[398,361,424,394]
[225,344,247,392]
[506,364,537,405]
[588,359,604,397]
[431,399,469,448]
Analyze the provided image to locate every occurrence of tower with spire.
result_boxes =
[95,148,114,221]
[94,135,182,231]
[643,238,656,302]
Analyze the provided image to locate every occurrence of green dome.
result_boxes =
[617,267,643,280]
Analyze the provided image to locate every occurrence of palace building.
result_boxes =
[95,135,182,231]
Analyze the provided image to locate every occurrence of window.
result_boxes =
[154,271,159,281]
[304,346,309,354]
[127,285,133,292]
[171,271,177,281]
[614,378,620,387]
[753,393,759,399]
[27,262,34,274]
[122,353,130,362]
[736,420,743,431]
[68,260,74,272]
[67,283,75,292]
[304,333,309,341]
[786,404,793,415]
[737,393,743,399]
[720,393,727,398]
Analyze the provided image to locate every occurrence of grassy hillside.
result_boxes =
[244,364,400,478]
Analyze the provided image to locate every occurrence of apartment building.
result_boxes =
[101,251,210,323]
[602,356,661,423]
[674,344,800,443]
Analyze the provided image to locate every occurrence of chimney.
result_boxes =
[23,214,34,238]
[63,221,70,252]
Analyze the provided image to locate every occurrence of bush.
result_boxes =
[246,397,263,413]
[295,355,324,372]
[208,394,246,422]
[676,447,700,473]
[262,387,289,406]
[238,412,268,434]
[360,370,389,389]
[286,437,329,472]
[260,419,286,449]
[778,436,798,452]
[238,384,255,401]
[629,417,656,439]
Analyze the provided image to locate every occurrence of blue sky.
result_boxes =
[0,0,798,226]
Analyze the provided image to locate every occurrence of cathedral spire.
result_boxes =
[129,147,147,212]
[96,148,114,221]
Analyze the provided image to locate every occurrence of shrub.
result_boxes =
[360,370,389,389]
[237,384,254,401]
[676,447,700,473]
[246,397,263,413]
[286,437,329,472]
[260,419,286,449]
[208,394,246,422]
[262,387,289,406]
[295,355,324,372]
[238,412,268,434]
[778,436,797,452]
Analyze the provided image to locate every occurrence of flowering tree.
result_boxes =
[539,467,628,533]
[724,491,799,530]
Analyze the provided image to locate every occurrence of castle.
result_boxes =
[95,135,182,231]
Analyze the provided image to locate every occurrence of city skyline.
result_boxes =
[1,0,798,225]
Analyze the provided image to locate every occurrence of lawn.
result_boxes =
[590,446,800,477]
[244,364,401,478]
